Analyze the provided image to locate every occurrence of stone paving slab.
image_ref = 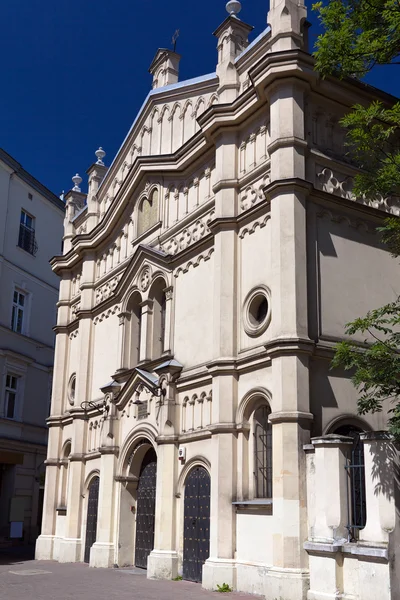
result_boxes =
[0,558,262,600]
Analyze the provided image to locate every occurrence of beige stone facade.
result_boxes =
[0,148,64,545]
[36,2,399,598]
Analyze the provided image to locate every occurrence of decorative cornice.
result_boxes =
[265,337,314,357]
[269,411,314,425]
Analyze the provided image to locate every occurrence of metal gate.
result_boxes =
[183,466,210,583]
[135,448,157,569]
[84,476,99,563]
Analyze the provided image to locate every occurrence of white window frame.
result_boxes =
[20,209,35,230]
[11,289,26,334]
[4,374,18,420]
[10,285,32,337]
[1,358,27,422]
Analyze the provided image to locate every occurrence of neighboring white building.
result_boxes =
[0,148,64,545]
[36,1,399,599]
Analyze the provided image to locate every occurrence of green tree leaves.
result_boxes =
[312,0,400,438]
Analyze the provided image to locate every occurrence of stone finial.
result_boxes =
[72,173,82,192]
[60,190,65,201]
[95,147,106,166]
[226,0,242,16]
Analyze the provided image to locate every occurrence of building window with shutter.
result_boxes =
[18,210,38,255]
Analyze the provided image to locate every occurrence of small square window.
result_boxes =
[28,193,33,200]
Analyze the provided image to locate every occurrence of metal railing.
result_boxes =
[18,224,38,256]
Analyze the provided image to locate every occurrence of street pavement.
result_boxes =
[0,549,261,600]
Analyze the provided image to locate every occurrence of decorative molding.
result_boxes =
[239,173,270,213]
[239,214,270,239]
[94,304,121,325]
[315,165,400,216]
[162,209,215,255]
[95,273,123,306]
[138,265,152,291]
[174,248,214,278]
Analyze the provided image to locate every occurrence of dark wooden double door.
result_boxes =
[84,476,100,563]
[183,467,211,583]
[135,448,157,569]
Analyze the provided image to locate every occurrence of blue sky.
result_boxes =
[1,0,399,196]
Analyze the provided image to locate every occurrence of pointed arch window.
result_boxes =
[253,406,273,499]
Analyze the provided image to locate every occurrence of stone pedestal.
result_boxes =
[305,435,356,600]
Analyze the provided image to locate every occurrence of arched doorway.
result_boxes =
[84,476,100,563]
[135,447,157,569]
[334,424,366,540]
[183,466,210,583]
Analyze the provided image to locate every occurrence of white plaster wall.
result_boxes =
[173,255,214,368]
[236,512,276,565]
[316,211,400,342]
[239,220,272,352]
[1,166,63,288]
[91,312,120,399]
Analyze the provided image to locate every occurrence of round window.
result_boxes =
[243,287,271,337]
[68,374,76,406]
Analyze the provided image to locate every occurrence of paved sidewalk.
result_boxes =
[0,556,262,600]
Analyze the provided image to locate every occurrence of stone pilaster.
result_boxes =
[90,449,118,567]
[203,128,238,590]
[86,161,108,232]
[35,413,65,559]
[148,442,178,579]
[139,299,153,362]
[263,77,311,599]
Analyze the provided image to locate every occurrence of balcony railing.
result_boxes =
[18,224,38,256]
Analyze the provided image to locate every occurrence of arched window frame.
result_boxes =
[59,440,71,509]
[251,404,273,500]
[148,277,167,360]
[124,291,142,368]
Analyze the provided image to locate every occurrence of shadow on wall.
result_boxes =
[370,438,398,500]
[309,358,339,436]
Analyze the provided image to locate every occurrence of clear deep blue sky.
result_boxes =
[1,0,399,196]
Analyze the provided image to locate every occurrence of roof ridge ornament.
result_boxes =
[226,0,242,17]
[95,147,106,166]
[72,173,82,192]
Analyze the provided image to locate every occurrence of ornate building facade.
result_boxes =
[36,1,399,599]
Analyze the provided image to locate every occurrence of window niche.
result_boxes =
[253,405,273,499]
[149,278,167,360]
[137,188,159,237]
[124,291,142,368]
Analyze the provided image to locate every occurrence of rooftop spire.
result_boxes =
[226,0,242,17]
